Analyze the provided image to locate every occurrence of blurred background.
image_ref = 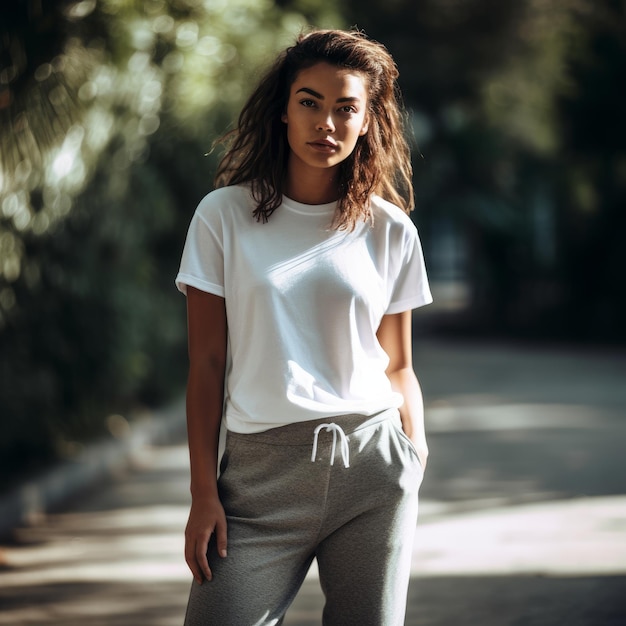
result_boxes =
[1,2,626,624]
[1,0,626,525]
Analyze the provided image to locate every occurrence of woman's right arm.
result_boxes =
[184,286,228,584]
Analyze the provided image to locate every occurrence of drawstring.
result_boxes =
[311,423,350,468]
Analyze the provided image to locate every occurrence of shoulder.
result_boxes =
[195,184,254,224]
[369,195,418,238]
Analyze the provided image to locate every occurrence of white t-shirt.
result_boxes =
[176,184,432,433]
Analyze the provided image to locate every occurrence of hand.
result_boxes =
[415,444,428,470]
[184,495,228,584]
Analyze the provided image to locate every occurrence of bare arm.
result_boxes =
[376,310,428,468]
[184,286,228,583]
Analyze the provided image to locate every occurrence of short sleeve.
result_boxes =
[386,223,433,314]
[175,196,225,297]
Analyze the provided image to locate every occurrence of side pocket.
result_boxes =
[390,418,425,471]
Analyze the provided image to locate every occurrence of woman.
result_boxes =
[176,28,432,626]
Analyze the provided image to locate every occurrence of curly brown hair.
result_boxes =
[214,29,414,230]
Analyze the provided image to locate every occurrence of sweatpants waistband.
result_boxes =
[226,408,400,447]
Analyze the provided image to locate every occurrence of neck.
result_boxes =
[284,157,340,205]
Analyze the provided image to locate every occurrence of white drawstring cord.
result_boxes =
[311,423,350,468]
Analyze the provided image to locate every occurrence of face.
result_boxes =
[281,62,369,175]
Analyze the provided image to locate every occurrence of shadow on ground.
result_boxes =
[0,575,624,625]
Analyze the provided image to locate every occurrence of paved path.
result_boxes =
[1,338,625,625]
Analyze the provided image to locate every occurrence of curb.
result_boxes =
[0,397,186,540]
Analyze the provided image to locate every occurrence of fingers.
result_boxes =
[195,531,213,582]
[185,521,228,584]
[185,525,211,584]
[185,535,206,584]
[215,515,228,559]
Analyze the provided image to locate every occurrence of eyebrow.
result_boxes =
[295,87,361,103]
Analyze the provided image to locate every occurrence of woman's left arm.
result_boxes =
[376,310,428,468]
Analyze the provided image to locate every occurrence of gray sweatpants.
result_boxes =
[184,409,423,626]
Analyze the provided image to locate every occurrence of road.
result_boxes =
[1,338,625,625]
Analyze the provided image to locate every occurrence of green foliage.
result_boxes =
[4,0,624,485]
[0,0,328,483]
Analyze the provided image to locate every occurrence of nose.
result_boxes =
[316,111,335,133]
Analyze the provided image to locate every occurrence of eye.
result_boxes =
[339,105,357,114]
[299,99,317,108]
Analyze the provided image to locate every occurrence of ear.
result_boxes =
[281,112,288,124]
[359,116,369,136]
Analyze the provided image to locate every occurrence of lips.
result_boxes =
[308,139,338,151]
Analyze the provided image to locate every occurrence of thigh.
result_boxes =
[316,418,423,626]
[184,432,322,626]
[184,524,314,626]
